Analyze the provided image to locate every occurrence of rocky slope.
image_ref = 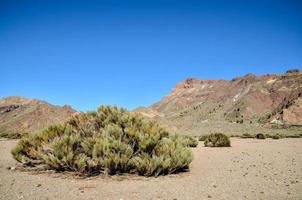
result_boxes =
[0,96,75,137]
[136,70,302,135]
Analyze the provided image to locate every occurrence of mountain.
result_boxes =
[0,96,75,138]
[136,70,302,135]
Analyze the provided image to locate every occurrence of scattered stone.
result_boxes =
[7,166,16,171]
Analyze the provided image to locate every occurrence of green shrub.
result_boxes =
[198,134,209,141]
[11,106,193,176]
[255,133,266,139]
[240,133,255,138]
[204,133,231,147]
[177,135,198,147]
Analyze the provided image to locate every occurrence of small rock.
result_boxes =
[208,195,212,198]
[7,166,16,171]
[37,184,42,187]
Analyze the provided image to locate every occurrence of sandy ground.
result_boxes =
[0,138,301,200]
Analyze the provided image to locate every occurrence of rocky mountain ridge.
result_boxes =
[0,96,75,137]
[136,70,302,135]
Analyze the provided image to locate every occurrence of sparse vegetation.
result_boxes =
[0,132,25,139]
[272,134,281,139]
[11,106,193,176]
[198,134,209,141]
[240,133,255,139]
[204,133,231,147]
[285,133,302,138]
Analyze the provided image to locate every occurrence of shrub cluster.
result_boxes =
[12,106,193,176]
[204,133,231,147]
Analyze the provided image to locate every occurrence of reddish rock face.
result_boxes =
[136,70,302,134]
[0,96,76,136]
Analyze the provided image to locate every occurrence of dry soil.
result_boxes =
[0,138,301,200]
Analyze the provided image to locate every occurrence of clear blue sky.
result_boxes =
[1,0,301,111]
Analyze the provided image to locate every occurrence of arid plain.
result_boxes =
[1,138,301,200]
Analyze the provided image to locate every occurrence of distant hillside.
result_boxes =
[0,96,75,138]
[136,70,302,135]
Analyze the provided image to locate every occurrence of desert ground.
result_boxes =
[0,138,301,200]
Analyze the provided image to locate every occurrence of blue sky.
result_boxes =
[0,0,301,111]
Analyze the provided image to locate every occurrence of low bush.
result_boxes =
[272,134,281,139]
[11,106,193,176]
[204,133,231,147]
[179,135,198,147]
[255,133,266,139]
